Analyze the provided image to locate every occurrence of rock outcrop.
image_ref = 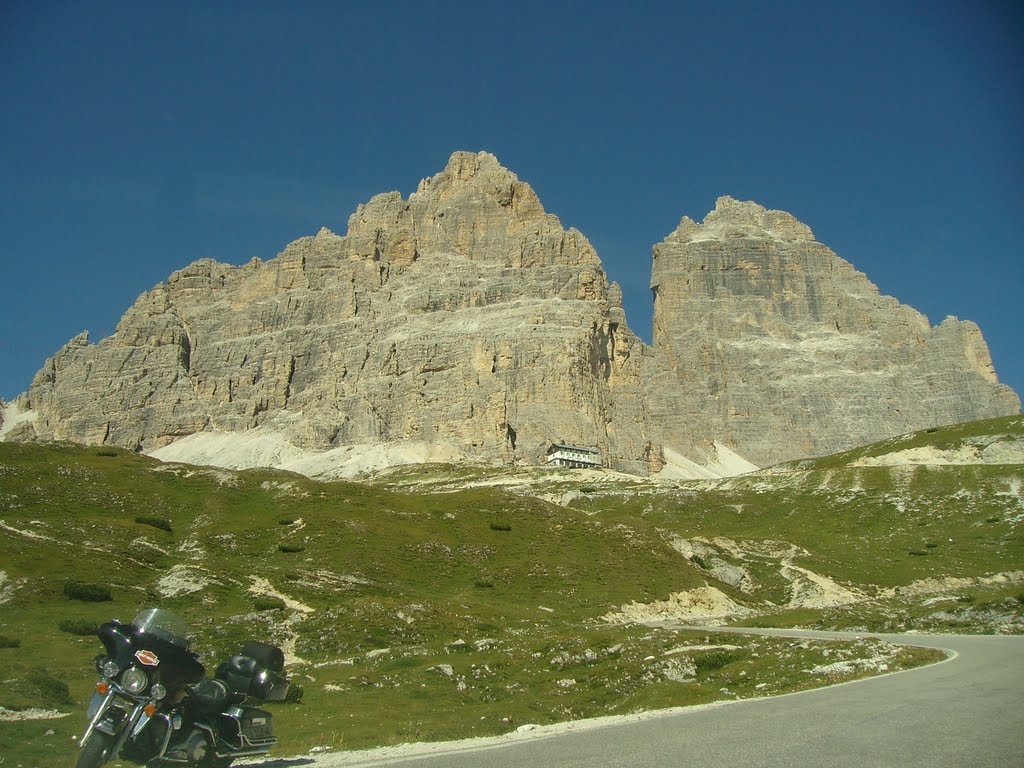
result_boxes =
[5,154,1019,476]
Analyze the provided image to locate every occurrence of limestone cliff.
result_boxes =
[7,155,1020,476]
[17,152,653,472]
[648,196,1020,466]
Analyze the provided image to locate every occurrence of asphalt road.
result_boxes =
[260,630,1024,768]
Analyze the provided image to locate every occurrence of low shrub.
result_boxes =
[282,682,304,703]
[0,635,20,648]
[254,596,286,611]
[693,650,743,673]
[64,581,112,602]
[59,618,99,636]
[489,523,511,532]
[278,543,305,553]
[908,550,929,557]
[474,580,495,589]
[96,449,119,457]
[278,517,297,525]
[28,667,74,706]
[135,515,172,533]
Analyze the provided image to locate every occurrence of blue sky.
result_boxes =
[1,1,1021,404]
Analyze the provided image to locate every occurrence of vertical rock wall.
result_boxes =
[648,196,1020,466]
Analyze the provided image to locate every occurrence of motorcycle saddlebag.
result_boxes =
[261,670,289,702]
[217,706,275,749]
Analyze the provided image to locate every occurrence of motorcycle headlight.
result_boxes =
[121,667,149,695]
[101,661,120,679]
[150,683,167,701]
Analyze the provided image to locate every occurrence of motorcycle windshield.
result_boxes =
[130,608,193,650]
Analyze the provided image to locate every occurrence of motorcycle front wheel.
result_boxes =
[75,732,114,768]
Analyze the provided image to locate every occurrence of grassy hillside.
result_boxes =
[1,418,1021,764]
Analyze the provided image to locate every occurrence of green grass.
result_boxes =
[0,419,1019,763]
[777,414,1024,471]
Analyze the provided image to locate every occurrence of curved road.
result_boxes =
[260,631,1024,768]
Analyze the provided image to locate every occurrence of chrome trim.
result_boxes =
[79,688,116,747]
[85,689,106,722]
[130,708,151,738]
[108,700,147,758]
[151,712,175,759]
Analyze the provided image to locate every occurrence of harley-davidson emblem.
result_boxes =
[135,649,160,666]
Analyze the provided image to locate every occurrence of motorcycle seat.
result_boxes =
[191,678,229,714]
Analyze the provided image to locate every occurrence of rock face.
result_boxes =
[6,154,1020,475]
[647,197,1020,466]
[16,153,654,472]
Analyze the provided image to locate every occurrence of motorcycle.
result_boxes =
[76,608,289,768]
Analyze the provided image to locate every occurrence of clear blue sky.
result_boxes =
[1,1,1021,404]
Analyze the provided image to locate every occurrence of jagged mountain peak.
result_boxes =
[3,153,1018,477]
[668,196,815,244]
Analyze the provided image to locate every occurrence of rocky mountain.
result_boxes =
[647,196,1019,467]
[1,152,1018,476]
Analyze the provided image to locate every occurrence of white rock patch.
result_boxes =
[602,587,752,625]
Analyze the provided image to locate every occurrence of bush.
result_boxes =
[277,543,305,553]
[28,667,74,706]
[0,635,20,648]
[474,580,495,589]
[908,550,929,557]
[64,581,112,602]
[278,517,297,525]
[693,650,743,674]
[59,618,99,636]
[489,523,511,532]
[96,449,119,457]
[135,515,172,533]
[254,596,286,611]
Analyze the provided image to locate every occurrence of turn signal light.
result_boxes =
[96,682,109,695]
[144,703,157,716]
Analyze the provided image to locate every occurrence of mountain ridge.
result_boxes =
[1,151,1018,477]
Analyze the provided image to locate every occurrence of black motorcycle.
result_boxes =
[76,608,289,768]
